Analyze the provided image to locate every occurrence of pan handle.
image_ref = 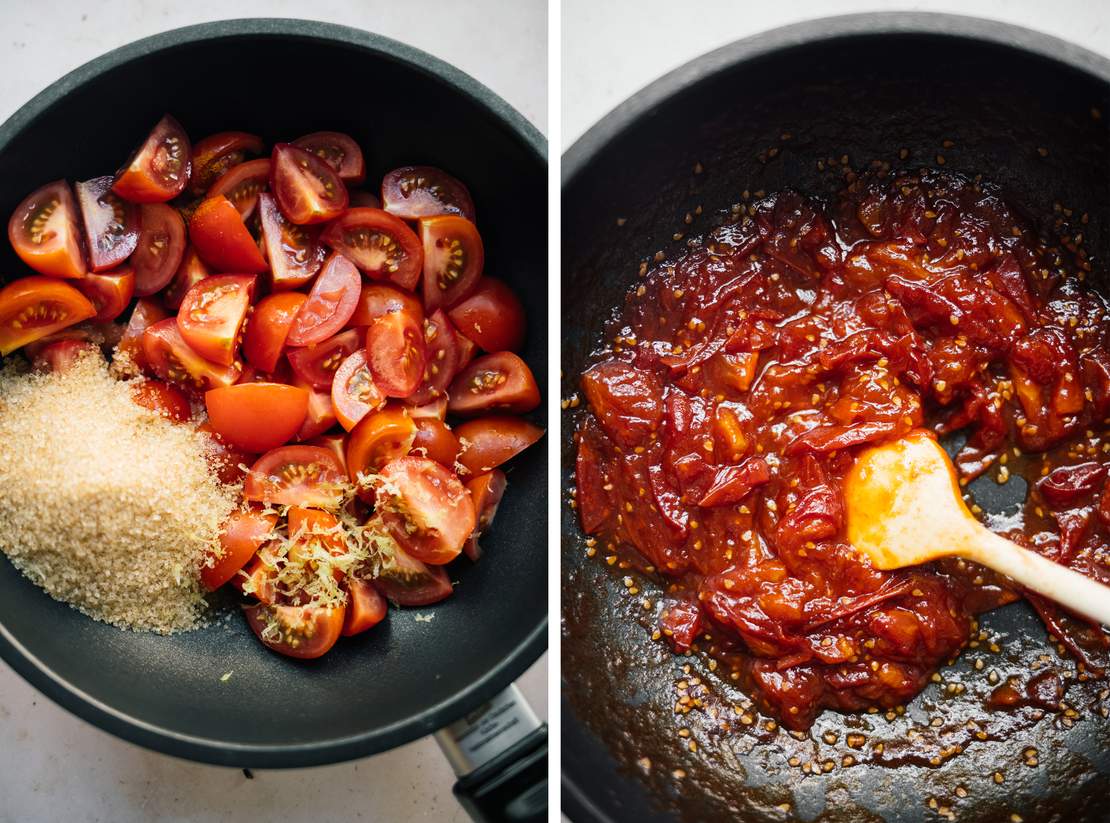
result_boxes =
[434,685,547,822]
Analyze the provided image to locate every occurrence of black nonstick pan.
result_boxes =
[0,19,547,819]
[562,13,1110,823]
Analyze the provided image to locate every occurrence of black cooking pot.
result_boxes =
[562,13,1110,822]
[0,18,548,816]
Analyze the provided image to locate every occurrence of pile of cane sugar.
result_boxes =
[0,352,238,633]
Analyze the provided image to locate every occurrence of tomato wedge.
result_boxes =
[331,349,386,430]
[243,291,306,372]
[377,456,475,565]
[77,268,135,322]
[341,578,387,636]
[456,416,544,474]
[197,422,254,484]
[30,338,97,372]
[162,246,211,310]
[243,603,345,660]
[348,283,423,328]
[141,317,241,391]
[464,469,507,561]
[113,115,191,203]
[412,417,460,468]
[208,158,270,219]
[448,351,540,415]
[447,277,526,353]
[132,203,187,296]
[375,541,454,606]
[285,252,361,346]
[270,143,348,225]
[286,328,362,389]
[294,379,338,441]
[8,181,86,279]
[421,215,484,311]
[319,208,423,289]
[346,405,418,484]
[206,382,309,452]
[243,445,347,507]
[189,195,267,273]
[407,310,462,405]
[130,378,191,422]
[366,309,426,398]
[116,297,167,368]
[258,192,325,290]
[0,276,95,355]
[177,275,255,365]
[308,432,348,472]
[293,131,365,184]
[202,508,277,590]
[382,166,476,222]
[76,176,140,272]
[190,131,265,195]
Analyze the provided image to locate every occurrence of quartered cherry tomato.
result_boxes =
[243,602,345,659]
[208,157,270,220]
[243,291,306,373]
[76,176,140,272]
[412,418,460,469]
[331,349,386,430]
[8,180,86,279]
[243,445,347,507]
[77,268,135,322]
[345,405,417,483]
[294,379,338,442]
[408,309,462,405]
[177,274,256,365]
[132,203,187,296]
[348,282,423,328]
[382,166,475,222]
[455,416,543,474]
[30,338,97,373]
[447,277,526,353]
[141,317,240,391]
[366,309,426,398]
[319,208,423,289]
[162,246,211,310]
[375,542,454,606]
[206,382,309,452]
[377,456,476,565]
[188,195,267,273]
[117,297,167,368]
[285,252,361,346]
[130,378,192,422]
[197,421,254,484]
[293,131,365,184]
[286,328,362,389]
[448,351,540,415]
[270,143,348,225]
[258,192,325,290]
[202,508,277,590]
[420,215,484,311]
[464,469,507,561]
[0,276,95,355]
[409,396,448,420]
[341,578,387,636]
[189,131,265,195]
[308,431,348,472]
[113,115,191,203]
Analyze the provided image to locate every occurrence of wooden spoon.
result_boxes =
[844,429,1110,627]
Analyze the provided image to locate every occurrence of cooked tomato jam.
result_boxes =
[574,169,1110,730]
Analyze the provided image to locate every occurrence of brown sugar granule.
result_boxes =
[0,353,237,633]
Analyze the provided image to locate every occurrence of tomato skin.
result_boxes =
[366,310,427,398]
[113,115,191,203]
[375,542,454,606]
[208,158,270,219]
[382,166,475,222]
[205,382,309,452]
[0,276,95,355]
[408,310,462,405]
[177,274,256,366]
[190,131,265,195]
[409,396,448,420]
[8,180,87,279]
[243,445,347,507]
[258,192,325,291]
[141,318,241,391]
[243,291,307,373]
[348,283,423,328]
[420,216,484,312]
[412,417,460,468]
[378,456,476,565]
[270,143,348,225]
[243,603,345,660]
[76,176,140,272]
[308,432,348,472]
[346,405,417,483]
[447,277,526,353]
[189,195,267,273]
[319,208,423,289]
[285,252,361,346]
[463,469,507,561]
[197,422,254,484]
[202,508,277,590]
[293,132,365,184]
[294,379,338,441]
[130,378,192,422]
[162,247,211,310]
[31,338,97,372]
[341,578,387,635]
[348,190,381,209]
[331,349,386,430]
[456,416,543,474]
[286,328,362,390]
[77,268,135,322]
[132,203,187,296]
[448,351,540,416]
[117,297,168,368]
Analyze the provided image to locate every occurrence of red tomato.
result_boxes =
[208,158,270,219]
[286,328,362,389]
[30,338,97,372]
[319,208,423,289]
[366,309,426,398]
[412,418,460,468]
[331,349,386,430]
[408,310,462,405]
[447,277,526,353]
[132,203,187,295]
[409,396,448,420]
[464,469,507,561]
[202,508,277,590]
[341,578,387,636]
[285,252,361,346]
[7,181,87,279]
[346,405,417,482]
[258,192,325,290]
[375,542,454,606]
[233,544,280,603]
[76,176,140,272]
[243,291,307,373]
[117,297,168,368]
[348,282,423,328]
[0,277,95,355]
[294,379,338,441]
[270,143,348,225]
[77,268,135,322]
[456,416,543,474]
[197,422,254,484]
[177,275,255,365]
[112,115,191,203]
[287,506,346,564]
[130,378,192,422]
[205,382,309,452]
[381,166,475,222]
[243,445,347,507]
[377,456,475,565]
[421,215,484,311]
[162,247,211,310]
[448,351,540,415]
[141,318,241,391]
[308,431,348,472]
[456,331,477,371]
[188,195,267,273]
[348,190,381,209]
[243,603,345,659]
[190,131,265,195]
[293,131,365,184]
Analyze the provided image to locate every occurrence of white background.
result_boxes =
[0,3,547,823]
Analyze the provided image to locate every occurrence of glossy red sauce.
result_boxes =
[575,169,1110,730]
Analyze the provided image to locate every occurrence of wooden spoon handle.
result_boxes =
[965,531,1110,627]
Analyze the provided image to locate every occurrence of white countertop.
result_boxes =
[0,3,547,822]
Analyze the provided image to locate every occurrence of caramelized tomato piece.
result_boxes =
[448,351,540,415]
[0,276,95,355]
[8,181,87,279]
[113,115,191,203]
